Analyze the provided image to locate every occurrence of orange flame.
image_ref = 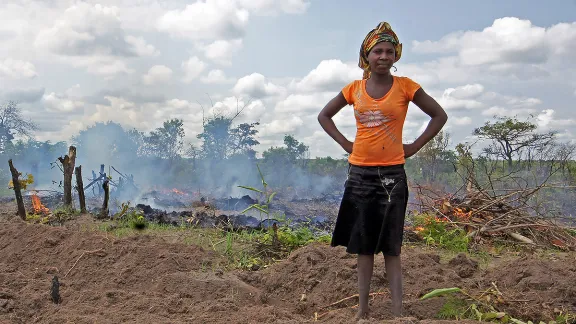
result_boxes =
[31,192,50,215]
[453,207,472,220]
[171,188,186,195]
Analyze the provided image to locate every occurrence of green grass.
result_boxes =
[413,213,470,253]
[94,209,331,271]
[436,296,473,320]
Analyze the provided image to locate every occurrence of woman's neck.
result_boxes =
[369,72,393,85]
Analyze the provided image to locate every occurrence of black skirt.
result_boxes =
[330,163,409,256]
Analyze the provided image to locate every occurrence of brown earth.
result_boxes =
[0,201,575,324]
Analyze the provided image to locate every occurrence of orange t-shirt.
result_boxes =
[341,76,421,166]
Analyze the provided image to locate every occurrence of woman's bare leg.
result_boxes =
[356,254,374,319]
[384,254,403,317]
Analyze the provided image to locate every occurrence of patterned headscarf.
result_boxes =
[359,22,402,79]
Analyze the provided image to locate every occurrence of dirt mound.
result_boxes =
[239,244,470,321]
[0,220,304,323]
[1,205,575,323]
[479,253,576,320]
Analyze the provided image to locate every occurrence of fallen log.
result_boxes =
[58,146,76,209]
[8,159,26,220]
[75,166,86,213]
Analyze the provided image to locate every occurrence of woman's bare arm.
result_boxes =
[404,88,448,157]
[317,92,353,153]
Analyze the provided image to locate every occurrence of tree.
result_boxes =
[230,122,260,159]
[185,143,202,169]
[262,134,310,165]
[414,130,456,182]
[143,119,185,160]
[196,117,260,160]
[284,134,310,163]
[71,121,140,164]
[473,116,556,168]
[197,115,233,160]
[0,101,39,153]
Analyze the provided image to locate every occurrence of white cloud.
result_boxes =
[274,92,337,114]
[42,92,85,113]
[30,3,157,78]
[451,116,472,126]
[211,96,267,122]
[181,56,206,83]
[291,59,362,92]
[445,84,484,99]
[156,1,250,41]
[259,115,304,137]
[125,35,160,57]
[0,58,37,79]
[236,0,310,15]
[233,73,284,98]
[155,0,310,41]
[196,39,243,65]
[70,56,134,78]
[437,86,484,111]
[142,65,173,85]
[35,3,156,58]
[481,106,537,118]
[412,17,576,67]
[537,109,576,129]
[201,69,234,84]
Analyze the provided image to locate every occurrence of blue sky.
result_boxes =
[1,0,575,158]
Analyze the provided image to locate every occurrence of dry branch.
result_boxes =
[413,179,576,250]
[75,166,86,213]
[8,159,26,220]
[58,146,76,208]
[99,178,110,219]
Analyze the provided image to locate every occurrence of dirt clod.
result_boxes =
[448,253,478,278]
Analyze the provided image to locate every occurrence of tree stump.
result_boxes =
[100,178,109,218]
[75,166,86,213]
[58,146,76,209]
[8,159,26,220]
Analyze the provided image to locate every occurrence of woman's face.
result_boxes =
[367,41,396,75]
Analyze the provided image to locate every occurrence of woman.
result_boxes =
[317,21,448,319]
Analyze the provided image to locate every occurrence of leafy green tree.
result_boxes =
[0,101,39,153]
[196,115,260,160]
[473,116,556,168]
[72,121,140,163]
[143,119,185,160]
[415,130,456,182]
[229,121,260,159]
[262,134,309,165]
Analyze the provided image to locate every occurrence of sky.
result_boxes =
[1,0,576,159]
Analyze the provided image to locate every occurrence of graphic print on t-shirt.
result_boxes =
[354,108,398,144]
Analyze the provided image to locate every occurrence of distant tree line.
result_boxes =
[0,100,575,210]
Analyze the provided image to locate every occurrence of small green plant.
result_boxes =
[130,214,148,230]
[8,173,34,190]
[114,209,149,230]
[237,164,277,222]
[414,213,469,252]
[421,286,548,323]
[257,225,331,252]
[437,296,472,320]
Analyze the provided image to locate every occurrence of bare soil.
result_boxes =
[0,201,574,324]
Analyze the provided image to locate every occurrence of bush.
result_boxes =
[414,213,469,252]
